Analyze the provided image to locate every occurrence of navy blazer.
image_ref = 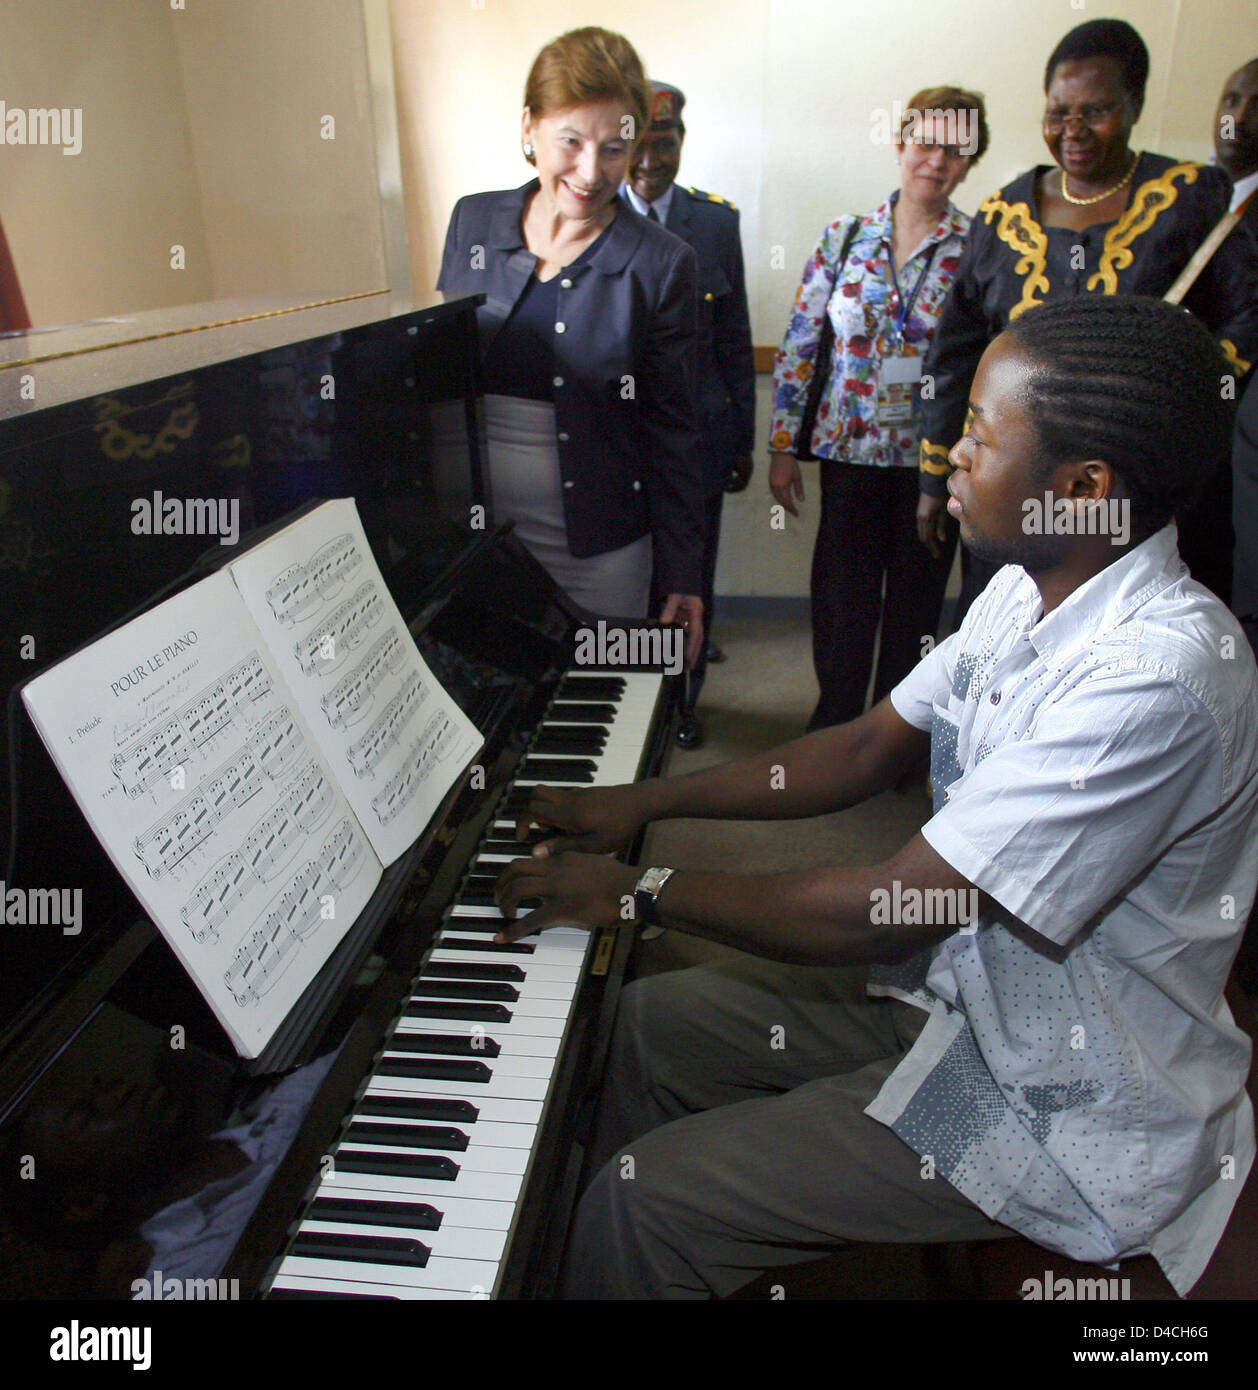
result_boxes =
[634,186,756,493]
[438,180,705,596]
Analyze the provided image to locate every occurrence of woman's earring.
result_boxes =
[523,142,535,160]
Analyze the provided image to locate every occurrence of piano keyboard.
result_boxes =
[268,669,664,1299]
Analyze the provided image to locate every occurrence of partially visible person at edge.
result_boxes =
[1214,56,1258,229]
[438,26,705,667]
[918,17,1258,622]
[623,80,756,747]
[769,86,988,732]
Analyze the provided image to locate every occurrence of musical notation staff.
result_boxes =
[111,652,272,798]
[293,584,384,676]
[266,534,362,627]
[224,815,369,1007]
[371,713,458,827]
[347,673,426,780]
[321,628,407,731]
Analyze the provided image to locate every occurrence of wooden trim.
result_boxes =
[754,344,776,374]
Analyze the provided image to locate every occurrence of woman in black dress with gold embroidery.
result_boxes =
[918,18,1258,613]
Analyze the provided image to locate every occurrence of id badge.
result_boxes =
[876,353,922,426]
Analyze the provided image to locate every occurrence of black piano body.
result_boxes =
[0,294,674,1299]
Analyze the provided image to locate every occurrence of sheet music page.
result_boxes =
[21,568,383,1058]
[226,499,483,867]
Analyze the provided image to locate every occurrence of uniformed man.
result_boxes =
[1214,57,1258,230]
[622,82,755,747]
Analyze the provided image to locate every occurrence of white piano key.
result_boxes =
[313,1180,519,1230]
[377,1051,553,1080]
[424,950,582,982]
[357,1089,543,1126]
[300,1218,508,1264]
[316,1164,523,1203]
[270,1273,477,1300]
[390,1027,561,1061]
[385,1010,565,1039]
[414,976,576,1002]
[346,1117,533,1151]
[337,1139,528,1176]
[407,993,571,1020]
[382,1072,549,1102]
[278,1252,499,1295]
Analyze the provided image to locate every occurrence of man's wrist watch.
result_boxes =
[633,866,676,925]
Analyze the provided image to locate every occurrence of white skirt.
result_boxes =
[483,394,651,617]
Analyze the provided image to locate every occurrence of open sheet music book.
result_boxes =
[22,500,483,1058]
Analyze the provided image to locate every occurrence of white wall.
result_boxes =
[0,0,213,324]
[392,0,1258,595]
[0,0,387,330]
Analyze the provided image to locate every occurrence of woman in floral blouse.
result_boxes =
[769,86,987,731]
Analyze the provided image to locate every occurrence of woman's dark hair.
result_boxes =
[1004,295,1235,536]
[1044,18,1150,102]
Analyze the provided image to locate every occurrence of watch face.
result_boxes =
[641,867,667,894]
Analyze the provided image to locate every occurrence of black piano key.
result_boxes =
[501,788,536,815]
[438,935,535,954]
[481,839,547,856]
[533,732,606,755]
[346,1121,469,1151]
[536,722,607,742]
[412,980,520,1002]
[422,961,525,982]
[290,1231,431,1267]
[556,676,625,700]
[457,888,501,908]
[334,1150,459,1181]
[355,1096,480,1124]
[464,874,500,890]
[376,1056,494,1084]
[542,701,617,723]
[437,918,508,935]
[519,758,596,782]
[403,999,514,1022]
[311,1198,444,1231]
[386,1032,501,1058]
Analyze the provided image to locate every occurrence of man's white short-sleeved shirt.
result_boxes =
[873,526,1258,1294]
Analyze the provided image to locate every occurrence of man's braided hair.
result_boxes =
[1004,294,1236,537]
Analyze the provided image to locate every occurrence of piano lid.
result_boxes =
[0,293,486,1064]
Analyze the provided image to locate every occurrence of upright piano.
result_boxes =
[0,293,675,1300]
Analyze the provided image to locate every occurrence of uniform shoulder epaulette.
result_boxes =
[687,186,737,212]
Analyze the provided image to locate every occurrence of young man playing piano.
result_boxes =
[495,295,1258,1300]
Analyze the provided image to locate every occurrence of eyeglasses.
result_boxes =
[901,136,971,161]
[1042,102,1123,132]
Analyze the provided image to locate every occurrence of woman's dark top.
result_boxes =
[482,225,611,401]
